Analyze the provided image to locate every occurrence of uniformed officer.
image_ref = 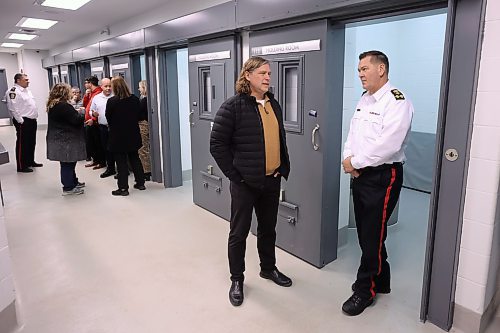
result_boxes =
[341,51,414,316]
[5,73,43,173]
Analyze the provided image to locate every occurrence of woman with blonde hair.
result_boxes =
[46,83,86,195]
[105,76,145,196]
[138,80,151,180]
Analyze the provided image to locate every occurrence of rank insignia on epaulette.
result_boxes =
[9,92,16,99]
[391,89,405,100]
[10,87,16,92]
[362,91,367,96]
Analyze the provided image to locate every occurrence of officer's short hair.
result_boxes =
[359,50,389,75]
[14,73,26,83]
[86,76,99,87]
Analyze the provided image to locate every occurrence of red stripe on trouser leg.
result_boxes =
[18,124,23,169]
[378,167,396,275]
[370,278,376,298]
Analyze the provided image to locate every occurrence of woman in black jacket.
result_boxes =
[46,83,86,195]
[106,76,145,196]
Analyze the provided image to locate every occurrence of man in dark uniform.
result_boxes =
[5,73,43,172]
[342,51,414,316]
[210,56,292,307]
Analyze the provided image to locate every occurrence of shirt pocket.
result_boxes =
[365,113,383,139]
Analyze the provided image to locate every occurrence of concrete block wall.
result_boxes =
[455,0,500,330]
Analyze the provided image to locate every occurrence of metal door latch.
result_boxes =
[287,217,296,225]
[215,187,221,193]
[203,182,208,188]
[445,148,459,161]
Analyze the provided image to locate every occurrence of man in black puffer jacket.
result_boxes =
[210,56,292,307]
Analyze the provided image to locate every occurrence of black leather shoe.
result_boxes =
[31,162,43,167]
[17,167,33,173]
[351,282,391,294]
[229,281,244,306]
[100,170,116,178]
[342,294,374,316]
[259,269,292,287]
[133,184,146,190]
[112,189,129,196]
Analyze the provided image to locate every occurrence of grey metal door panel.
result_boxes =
[188,36,236,221]
[0,69,10,119]
[249,20,343,267]
[90,60,105,80]
[60,65,69,84]
[422,0,486,330]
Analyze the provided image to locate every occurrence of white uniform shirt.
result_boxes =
[90,92,113,125]
[343,81,414,169]
[5,83,38,123]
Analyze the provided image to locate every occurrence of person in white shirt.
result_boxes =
[5,73,43,172]
[90,78,115,178]
[341,51,414,316]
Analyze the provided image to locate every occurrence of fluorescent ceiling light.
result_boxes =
[16,17,58,30]
[40,0,92,10]
[1,42,24,48]
[6,33,38,40]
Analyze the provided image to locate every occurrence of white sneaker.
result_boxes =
[62,187,84,196]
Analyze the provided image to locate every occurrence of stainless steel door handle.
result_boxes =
[312,124,320,151]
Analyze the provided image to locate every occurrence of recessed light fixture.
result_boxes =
[6,33,38,41]
[16,17,58,30]
[39,0,92,10]
[1,42,24,48]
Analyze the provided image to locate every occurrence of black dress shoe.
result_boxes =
[31,162,43,167]
[342,294,374,316]
[133,184,146,190]
[351,282,391,294]
[17,167,33,173]
[259,269,292,287]
[100,170,116,178]
[112,189,129,196]
[229,281,244,306]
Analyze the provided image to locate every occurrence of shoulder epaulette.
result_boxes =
[361,91,367,96]
[391,89,405,100]
[10,87,16,91]
[8,87,16,99]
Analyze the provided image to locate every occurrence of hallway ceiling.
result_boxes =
[0,0,170,52]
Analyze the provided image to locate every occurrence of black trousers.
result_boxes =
[352,163,403,299]
[99,125,115,172]
[228,176,281,282]
[13,117,37,170]
[86,125,105,165]
[114,150,144,190]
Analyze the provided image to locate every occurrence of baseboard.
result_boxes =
[453,292,500,333]
[338,225,348,248]
[0,301,18,333]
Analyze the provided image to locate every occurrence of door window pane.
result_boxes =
[284,66,298,122]
[200,68,212,114]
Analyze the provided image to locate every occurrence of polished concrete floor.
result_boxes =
[0,125,495,333]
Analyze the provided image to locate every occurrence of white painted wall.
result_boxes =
[176,49,192,172]
[0,52,20,89]
[0,198,15,314]
[455,0,500,315]
[17,50,50,125]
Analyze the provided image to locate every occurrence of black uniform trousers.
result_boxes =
[114,150,144,190]
[228,176,281,282]
[352,163,403,299]
[13,117,37,171]
[86,124,105,165]
[99,125,115,172]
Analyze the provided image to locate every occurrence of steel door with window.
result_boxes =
[249,20,345,267]
[109,55,132,88]
[188,36,237,220]
[90,60,105,80]
[0,69,11,119]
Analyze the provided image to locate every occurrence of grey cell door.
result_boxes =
[90,60,105,80]
[0,69,10,119]
[60,65,69,84]
[109,55,132,88]
[51,66,60,86]
[188,36,237,221]
[249,20,345,267]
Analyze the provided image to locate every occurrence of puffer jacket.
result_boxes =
[210,92,290,189]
